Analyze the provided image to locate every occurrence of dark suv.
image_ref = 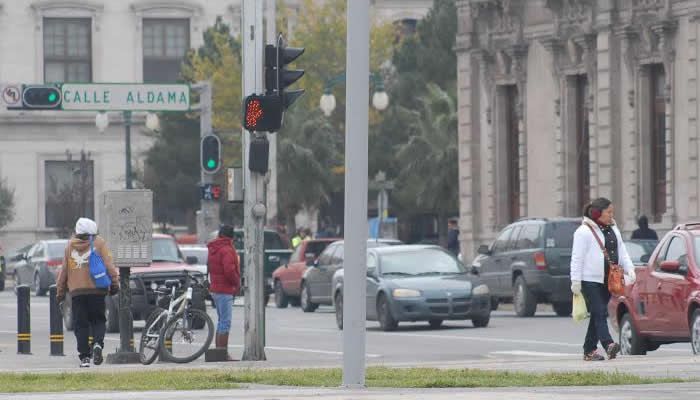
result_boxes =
[471,218,579,317]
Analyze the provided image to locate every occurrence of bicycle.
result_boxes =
[139,274,214,364]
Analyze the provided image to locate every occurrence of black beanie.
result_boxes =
[219,225,234,239]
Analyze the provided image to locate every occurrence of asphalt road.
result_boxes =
[0,281,693,371]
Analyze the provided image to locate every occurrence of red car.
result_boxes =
[271,238,338,308]
[608,223,700,355]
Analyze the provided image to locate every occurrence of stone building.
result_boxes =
[456,0,700,260]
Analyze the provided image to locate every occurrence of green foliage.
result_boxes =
[0,178,15,229]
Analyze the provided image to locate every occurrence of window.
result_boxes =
[650,65,667,221]
[505,85,520,222]
[492,227,514,254]
[45,160,94,229]
[544,221,579,249]
[332,245,345,264]
[575,76,590,212]
[515,224,542,250]
[657,236,686,271]
[317,244,336,266]
[143,19,190,83]
[43,18,92,83]
[507,226,523,251]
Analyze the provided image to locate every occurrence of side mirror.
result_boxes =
[640,254,650,264]
[185,256,198,265]
[477,245,491,255]
[659,260,681,273]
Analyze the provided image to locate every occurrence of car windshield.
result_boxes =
[380,248,465,276]
[626,240,657,264]
[180,248,207,264]
[152,238,181,262]
[47,241,68,258]
[544,221,579,248]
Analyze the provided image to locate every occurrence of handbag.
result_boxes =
[89,236,112,289]
[572,293,589,322]
[585,223,625,296]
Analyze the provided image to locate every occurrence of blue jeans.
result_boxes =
[211,293,233,334]
[581,281,613,354]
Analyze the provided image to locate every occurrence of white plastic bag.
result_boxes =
[572,293,589,322]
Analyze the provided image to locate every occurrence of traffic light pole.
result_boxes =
[266,0,278,226]
[195,82,220,245]
[343,0,370,388]
[242,0,267,361]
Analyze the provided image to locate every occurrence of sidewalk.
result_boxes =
[2,382,700,400]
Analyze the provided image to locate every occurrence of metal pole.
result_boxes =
[343,0,369,388]
[266,0,278,227]
[196,82,220,245]
[124,111,132,189]
[242,0,267,361]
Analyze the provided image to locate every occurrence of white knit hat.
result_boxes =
[75,218,98,235]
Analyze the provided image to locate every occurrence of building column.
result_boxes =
[457,49,478,261]
[690,15,700,219]
[593,30,616,202]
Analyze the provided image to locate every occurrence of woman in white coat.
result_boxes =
[570,197,636,361]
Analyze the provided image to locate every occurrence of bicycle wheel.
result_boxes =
[159,308,214,363]
[139,307,165,365]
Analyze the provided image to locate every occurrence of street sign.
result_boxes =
[1,84,22,108]
[61,83,190,111]
[101,190,153,267]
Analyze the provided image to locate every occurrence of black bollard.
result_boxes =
[16,285,31,354]
[158,334,172,362]
[48,285,65,356]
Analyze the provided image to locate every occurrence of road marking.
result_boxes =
[490,350,580,357]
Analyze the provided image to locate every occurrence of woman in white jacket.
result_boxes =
[570,197,636,361]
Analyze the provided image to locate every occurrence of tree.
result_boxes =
[394,84,459,245]
[0,179,15,230]
[144,18,242,227]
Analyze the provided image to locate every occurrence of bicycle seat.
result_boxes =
[164,280,181,289]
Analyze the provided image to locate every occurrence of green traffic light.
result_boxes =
[48,92,57,102]
[207,159,217,169]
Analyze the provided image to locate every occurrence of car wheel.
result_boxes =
[428,319,443,329]
[300,283,318,313]
[274,280,289,309]
[619,313,646,355]
[472,314,490,328]
[34,273,47,297]
[335,292,343,330]
[513,276,536,317]
[377,294,398,331]
[691,310,700,355]
[552,302,572,317]
[105,295,120,333]
[490,297,499,311]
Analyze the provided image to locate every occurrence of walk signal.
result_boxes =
[243,94,282,132]
[22,85,62,109]
[201,135,221,174]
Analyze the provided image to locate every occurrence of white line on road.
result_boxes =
[489,350,580,357]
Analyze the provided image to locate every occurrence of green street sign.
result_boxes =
[61,83,190,111]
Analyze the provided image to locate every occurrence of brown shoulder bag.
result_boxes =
[584,223,625,296]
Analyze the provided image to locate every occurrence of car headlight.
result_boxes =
[392,288,421,298]
[472,284,489,295]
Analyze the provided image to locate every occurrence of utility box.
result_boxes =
[101,190,153,268]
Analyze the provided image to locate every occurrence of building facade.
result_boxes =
[456,0,700,261]
[0,0,430,252]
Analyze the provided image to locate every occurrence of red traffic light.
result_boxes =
[243,94,282,132]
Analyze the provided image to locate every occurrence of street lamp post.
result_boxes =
[319,72,389,116]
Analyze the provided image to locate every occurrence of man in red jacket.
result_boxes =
[207,225,240,360]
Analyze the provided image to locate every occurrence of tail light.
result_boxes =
[47,259,62,268]
[534,252,547,271]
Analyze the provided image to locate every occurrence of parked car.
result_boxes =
[14,240,68,296]
[300,238,402,312]
[63,234,207,332]
[608,223,700,355]
[332,245,491,331]
[4,244,33,280]
[271,238,339,308]
[625,239,659,266]
[470,217,580,317]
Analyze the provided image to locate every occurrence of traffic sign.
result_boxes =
[61,83,190,111]
[1,84,22,108]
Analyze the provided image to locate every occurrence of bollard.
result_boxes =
[48,285,64,356]
[158,334,172,363]
[16,285,31,354]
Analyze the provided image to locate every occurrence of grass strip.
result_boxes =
[0,367,688,393]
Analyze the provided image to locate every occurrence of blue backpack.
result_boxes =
[89,236,112,289]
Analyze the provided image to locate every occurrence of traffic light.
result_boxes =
[201,134,221,174]
[243,94,282,132]
[22,85,62,109]
[275,35,305,110]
